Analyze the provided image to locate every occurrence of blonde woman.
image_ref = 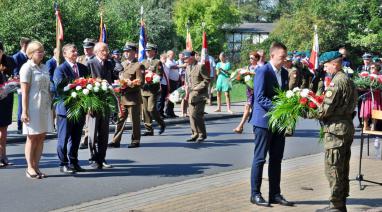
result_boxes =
[20,41,53,179]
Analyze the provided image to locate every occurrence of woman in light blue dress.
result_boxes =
[214,52,233,114]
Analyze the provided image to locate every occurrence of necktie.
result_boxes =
[73,64,79,78]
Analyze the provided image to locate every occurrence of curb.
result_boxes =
[7,113,243,143]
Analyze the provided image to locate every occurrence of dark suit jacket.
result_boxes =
[53,61,89,116]
[46,57,57,92]
[87,57,113,84]
[249,62,288,129]
[12,51,28,76]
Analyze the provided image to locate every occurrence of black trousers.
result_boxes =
[87,113,109,164]
[166,80,179,116]
[157,84,168,115]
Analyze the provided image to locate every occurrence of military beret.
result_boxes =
[183,50,196,58]
[123,42,137,51]
[112,49,120,55]
[83,38,96,48]
[373,56,381,63]
[319,51,342,64]
[294,51,303,57]
[362,53,372,60]
[145,43,157,51]
[285,55,293,61]
[305,51,311,58]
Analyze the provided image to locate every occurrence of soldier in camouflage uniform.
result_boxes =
[314,51,357,212]
[140,43,165,136]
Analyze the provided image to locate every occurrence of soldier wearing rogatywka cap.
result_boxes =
[311,51,357,212]
[77,38,96,149]
[77,38,96,66]
[183,50,210,142]
[140,42,165,136]
[109,41,145,149]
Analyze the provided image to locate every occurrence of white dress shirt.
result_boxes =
[270,62,281,86]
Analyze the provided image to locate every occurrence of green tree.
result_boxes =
[173,0,240,55]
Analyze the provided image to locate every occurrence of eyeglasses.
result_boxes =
[371,66,377,69]
[249,57,258,60]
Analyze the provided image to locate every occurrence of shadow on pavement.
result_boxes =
[294,198,382,207]
[137,139,252,149]
[61,162,232,178]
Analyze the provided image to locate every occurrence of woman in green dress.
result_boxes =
[214,52,233,114]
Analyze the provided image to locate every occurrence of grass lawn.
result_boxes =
[212,83,247,103]
[12,93,18,121]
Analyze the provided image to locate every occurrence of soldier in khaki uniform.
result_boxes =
[284,55,302,90]
[141,43,165,136]
[77,38,96,66]
[108,42,144,148]
[78,38,96,149]
[313,51,357,212]
[184,51,210,142]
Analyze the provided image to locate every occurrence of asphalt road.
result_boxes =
[0,117,362,212]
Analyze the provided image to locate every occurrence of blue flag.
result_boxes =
[138,21,146,62]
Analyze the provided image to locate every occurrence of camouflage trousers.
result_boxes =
[324,133,352,209]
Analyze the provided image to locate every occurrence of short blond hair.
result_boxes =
[26,41,44,58]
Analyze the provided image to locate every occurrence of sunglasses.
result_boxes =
[249,57,258,60]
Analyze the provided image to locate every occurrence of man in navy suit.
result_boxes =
[46,48,59,93]
[53,44,89,174]
[249,42,294,207]
[13,37,31,134]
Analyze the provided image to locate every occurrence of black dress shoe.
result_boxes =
[108,142,120,148]
[128,143,140,148]
[269,194,294,206]
[186,137,197,142]
[158,125,165,135]
[71,164,86,172]
[60,165,76,174]
[142,131,154,136]
[79,143,88,149]
[102,161,113,168]
[197,136,206,142]
[316,206,343,212]
[250,195,270,207]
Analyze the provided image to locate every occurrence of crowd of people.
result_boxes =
[0,35,374,212]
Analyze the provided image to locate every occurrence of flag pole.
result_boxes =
[54,1,62,65]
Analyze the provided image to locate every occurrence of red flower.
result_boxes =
[378,75,382,83]
[69,84,76,89]
[316,95,324,104]
[113,88,121,93]
[308,101,317,109]
[299,97,308,105]
[359,71,369,78]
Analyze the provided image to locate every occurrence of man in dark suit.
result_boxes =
[86,42,113,169]
[12,37,31,134]
[46,48,59,94]
[53,44,89,174]
[249,42,294,207]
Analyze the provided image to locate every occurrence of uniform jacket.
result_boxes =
[12,51,28,76]
[141,58,163,96]
[87,57,113,84]
[53,61,89,116]
[119,58,144,105]
[77,55,95,66]
[287,66,302,90]
[249,62,288,129]
[318,71,357,149]
[186,62,210,104]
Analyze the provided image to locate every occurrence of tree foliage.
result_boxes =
[173,0,240,55]
[0,0,177,57]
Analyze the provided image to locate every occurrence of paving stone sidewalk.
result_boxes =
[53,146,382,212]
